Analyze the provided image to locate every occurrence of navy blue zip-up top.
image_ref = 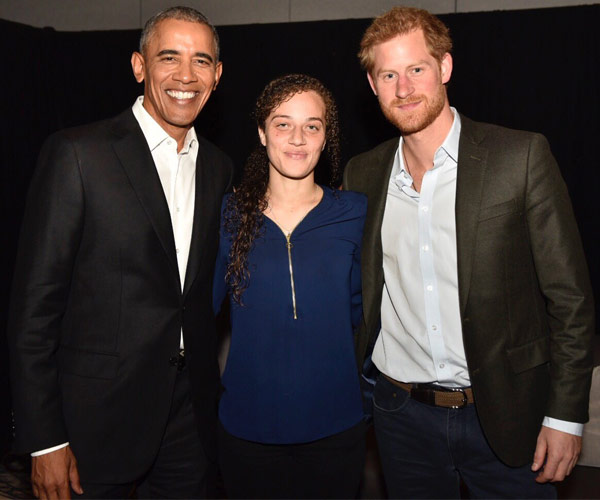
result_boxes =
[213,188,366,444]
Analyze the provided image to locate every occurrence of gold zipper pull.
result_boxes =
[285,232,298,320]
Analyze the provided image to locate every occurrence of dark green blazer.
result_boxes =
[343,115,594,466]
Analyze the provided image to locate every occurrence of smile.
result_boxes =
[166,90,198,100]
[285,152,308,160]
[396,101,421,111]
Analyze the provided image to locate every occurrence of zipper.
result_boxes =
[267,188,324,320]
[284,232,298,319]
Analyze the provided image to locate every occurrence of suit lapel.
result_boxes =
[361,140,398,332]
[455,116,488,314]
[182,140,215,298]
[112,112,180,284]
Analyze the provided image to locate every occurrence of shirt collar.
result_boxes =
[392,108,461,194]
[439,107,460,163]
[131,96,197,153]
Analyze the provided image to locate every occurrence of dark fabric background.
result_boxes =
[1,5,598,452]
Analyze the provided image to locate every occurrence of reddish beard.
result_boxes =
[380,85,447,135]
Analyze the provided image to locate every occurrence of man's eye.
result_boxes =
[412,67,423,74]
[195,59,210,66]
[382,73,395,81]
[307,124,320,132]
[275,123,289,129]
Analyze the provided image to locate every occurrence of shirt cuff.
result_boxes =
[542,416,583,436]
[31,442,69,457]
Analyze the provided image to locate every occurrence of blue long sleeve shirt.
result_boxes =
[213,188,366,444]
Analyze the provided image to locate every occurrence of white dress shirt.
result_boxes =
[132,95,197,298]
[373,108,582,436]
[32,98,198,456]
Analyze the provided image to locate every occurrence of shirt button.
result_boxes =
[439,363,445,369]
[167,140,173,146]
[422,245,429,252]
[421,206,429,212]
[176,207,181,212]
[431,325,438,331]
[176,248,180,254]
[426,285,433,291]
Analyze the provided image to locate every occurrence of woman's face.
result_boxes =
[259,90,326,183]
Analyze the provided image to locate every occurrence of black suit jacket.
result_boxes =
[8,109,233,483]
[343,115,594,466]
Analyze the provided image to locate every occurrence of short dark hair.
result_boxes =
[139,6,220,61]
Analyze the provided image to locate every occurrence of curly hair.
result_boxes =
[359,6,452,74]
[225,73,341,304]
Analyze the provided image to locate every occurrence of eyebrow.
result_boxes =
[271,114,324,123]
[378,60,431,73]
[156,49,214,64]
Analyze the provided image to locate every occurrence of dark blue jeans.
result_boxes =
[373,374,556,499]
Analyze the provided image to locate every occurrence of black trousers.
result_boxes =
[74,368,212,499]
[218,419,366,499]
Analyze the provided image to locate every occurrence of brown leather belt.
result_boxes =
[383,374,474,409]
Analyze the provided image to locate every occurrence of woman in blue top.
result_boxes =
[213,74,366,499]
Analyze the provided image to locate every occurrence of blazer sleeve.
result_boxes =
[212,196,230,315]
[525,133,594,422]
[8,132,84,453]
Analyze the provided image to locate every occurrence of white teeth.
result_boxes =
[166,90,196,99]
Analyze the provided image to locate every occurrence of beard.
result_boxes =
[380,84,447,135]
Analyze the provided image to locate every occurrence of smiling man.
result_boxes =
[344,6,594,499]
[8,7,232,499]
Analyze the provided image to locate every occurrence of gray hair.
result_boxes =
[139,6,220,62]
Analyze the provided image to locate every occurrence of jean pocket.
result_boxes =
[372,376,411,413]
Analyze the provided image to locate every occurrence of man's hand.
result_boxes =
[31,446,83,499]
[531,425,581,483]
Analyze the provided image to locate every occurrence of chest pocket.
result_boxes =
[478,199,519,222]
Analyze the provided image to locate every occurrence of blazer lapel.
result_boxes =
[182,141,216,298]
[361,139,398,333]
[112,112,180,284]
[455,116,488,314]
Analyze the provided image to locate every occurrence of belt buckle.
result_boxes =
[446,387,468,409]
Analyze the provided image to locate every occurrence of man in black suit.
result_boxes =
[8,6,232,499]
[344,6,594,499]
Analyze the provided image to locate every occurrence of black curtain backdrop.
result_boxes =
[1,5,599,453]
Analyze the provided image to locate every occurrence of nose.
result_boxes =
[395,74,414,99]
[288,126,306,146]
[173,61,198,83]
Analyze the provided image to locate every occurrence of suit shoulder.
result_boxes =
[460,115,548,149]
[43,110,134,149]
[347,138,398,169]
[197,136,233,163]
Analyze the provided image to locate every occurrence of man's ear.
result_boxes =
[367,72,378,96]
[131,52,145,83]
[213,61,223,91]
[440,52,453,85]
